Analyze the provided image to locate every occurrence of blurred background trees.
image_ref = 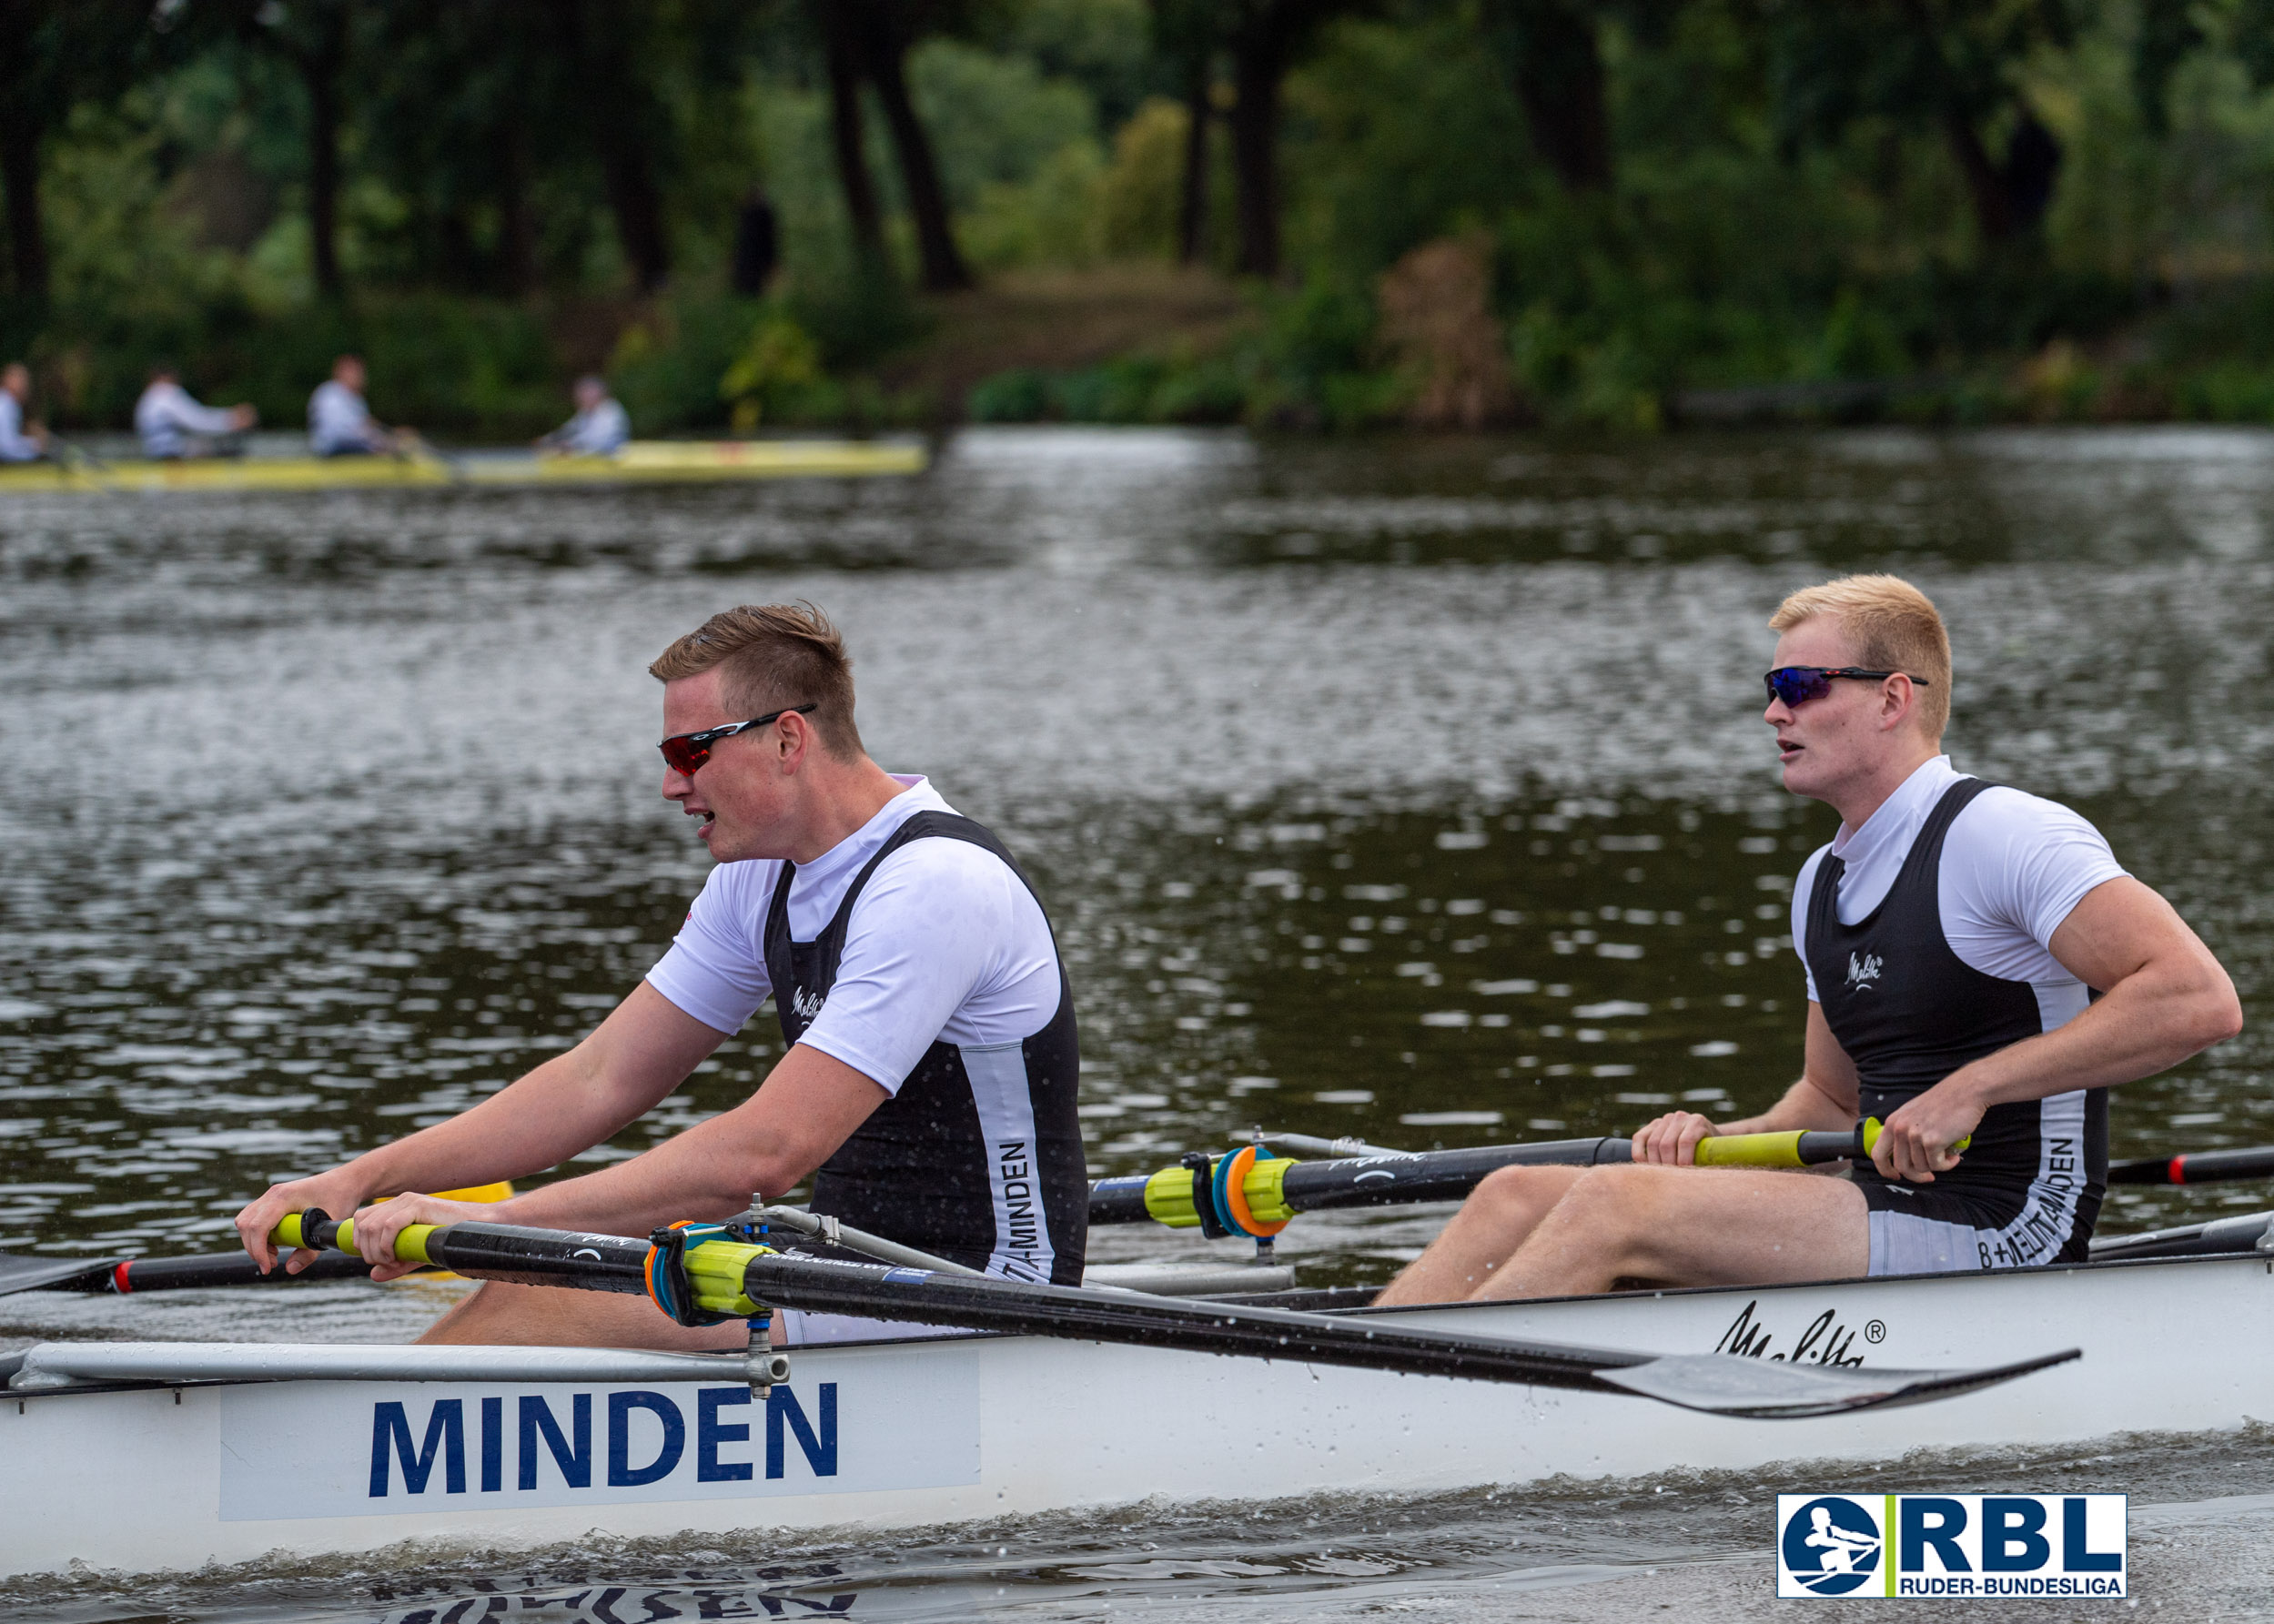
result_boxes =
[5,0,2274,435]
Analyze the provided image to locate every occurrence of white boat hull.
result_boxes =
[5,1252,2264,1578]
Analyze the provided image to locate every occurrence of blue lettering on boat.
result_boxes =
[367,1386,838,1498]
[769,1384,837,1479]
[369,1398,466,1498]
[607,1391,684,1487]
[520,1392,591,1489]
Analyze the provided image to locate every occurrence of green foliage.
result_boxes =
[1098,96,1188,257]
[606,294,761,435]
[967,349,1247,424]
[782,250,930,371]
[25,0,2274,438]
[962,141,1108,269]
[1281,16,1533,281]
[720,308,824,429]
[905,39,1100,214]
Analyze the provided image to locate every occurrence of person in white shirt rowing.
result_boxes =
[1378,572,2242,1305]
[536,374,630,456]
[307,355,410,457]
[234,601,1086,1351]
[134,365,257,459]
[0,362,47,462]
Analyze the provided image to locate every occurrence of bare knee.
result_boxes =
[1549,1165,1670,1226]
[1469,1164,1580,1224]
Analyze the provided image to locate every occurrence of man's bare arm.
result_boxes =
[1875,876,2242,1181]
[235,983,723,1269]
[347,1043,888,1275]
[1632,1002,1861,1164]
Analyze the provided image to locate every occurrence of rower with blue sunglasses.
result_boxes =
[1380,572,2241,1305]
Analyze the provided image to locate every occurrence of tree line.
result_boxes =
[2,1,2271,431]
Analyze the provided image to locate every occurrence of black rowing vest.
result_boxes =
[763,810,1086,1285]
[1804,778,2107,1224]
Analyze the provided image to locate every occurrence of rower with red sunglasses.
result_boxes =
[1379,572,2241,1306]
[235,602,1084,1352]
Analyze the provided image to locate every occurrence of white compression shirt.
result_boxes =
[0,392,38,461]
[548,398,629,454]
[308,379,379,453]
[644,775,1062,1092]
[1789,755,2127,1028]
[135,381,240,457]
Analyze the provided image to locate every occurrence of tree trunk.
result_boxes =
[816,0,884,259]
[300,24,344,298]
[568,0,670,294]
[851,1,971,292]
[0,109,45,300]
[1177,62,1209,265]
[1483,0,1612,193]
[1227,19,1288,277]
[1941,103,2013,247]
[595,132,671,292]
[496,117,535,298]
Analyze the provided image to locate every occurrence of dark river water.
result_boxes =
[5,426,2274,1619]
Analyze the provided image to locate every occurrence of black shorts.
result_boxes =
[1859,1174,2096,1275]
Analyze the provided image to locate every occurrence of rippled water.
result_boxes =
[6,426,2274,1618]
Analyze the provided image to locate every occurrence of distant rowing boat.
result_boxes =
[0,439,926,495]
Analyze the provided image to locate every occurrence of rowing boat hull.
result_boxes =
[0,440,925,494]
[3,1251,2262,1578]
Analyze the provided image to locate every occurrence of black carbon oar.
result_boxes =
[269,1210,2077,1421]
[0,1249,389,1296]
[2087,1211,2274,1260]
[0,1182,510,1299]
[2107,1146,2274,1186]
[1091,1126,1882,1229]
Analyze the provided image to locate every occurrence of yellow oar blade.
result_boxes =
[423,1181,513,1204]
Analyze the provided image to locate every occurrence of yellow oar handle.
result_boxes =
[271,1211,438,1266]
[1692,1129,1812,1168]
[1691,1118,1969,1168]
[268,1181,509,1259]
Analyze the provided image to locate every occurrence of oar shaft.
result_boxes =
[279,1210,657,1295]
[1091,1127,1888,1229]
[733,1249,1645,1394]
[256,1209,2069,1417]
[110,1251,381,1293]
[1088,1137,1633,1226]
[2107,1146,2274,1185]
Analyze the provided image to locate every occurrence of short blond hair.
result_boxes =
[1768,574,1951,735]
[648,602,865,761]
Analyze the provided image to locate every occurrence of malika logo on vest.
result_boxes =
[1845,950,1885,992]
[791,986,828,1022]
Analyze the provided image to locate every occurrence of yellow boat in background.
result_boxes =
[0,438,926,495]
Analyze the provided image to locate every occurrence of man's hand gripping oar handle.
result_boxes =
[270,1208,795,1392]
[274,1208,441,1264]
[1693,1118,1969,1168]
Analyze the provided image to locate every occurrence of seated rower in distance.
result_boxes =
[135,364,256,459]
[1377,573,2241,1306]
[536,374,630,456]
[308,354,413,458]
[0,362,48,462]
